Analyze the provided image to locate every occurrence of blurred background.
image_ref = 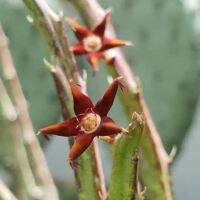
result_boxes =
[0,0,200,199]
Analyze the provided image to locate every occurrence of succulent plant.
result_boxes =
[1,0,199,199]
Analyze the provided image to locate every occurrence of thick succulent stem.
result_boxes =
[0,24,58,200]
[23,0,107,199]
[63,0,173,199]
[108,112,145,200]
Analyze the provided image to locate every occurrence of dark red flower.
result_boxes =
[67,12,131,71]
[39,77,126,167]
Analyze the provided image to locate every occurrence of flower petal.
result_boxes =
[86,53,102,71]
[101,38,132,51]
[39,117,80,137]
[67,19,90,41]
[70,82,94,115]
[94,77,123,116]
[71,43,87,55]
[97,116,122,136]
[69,134,95,161]
[93,12,110,37]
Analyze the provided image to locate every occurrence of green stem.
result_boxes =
[108,112,145,200]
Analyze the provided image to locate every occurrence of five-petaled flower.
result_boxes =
[67,12,131,71]
[39,77,127,167]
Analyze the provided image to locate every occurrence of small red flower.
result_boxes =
[67,12,131,71]
[39,77,126,167]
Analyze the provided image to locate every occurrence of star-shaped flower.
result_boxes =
[39,77,126,167]
[67,12,131,71]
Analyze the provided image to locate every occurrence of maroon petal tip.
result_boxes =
[94,77,123,116]
[69,134,95,161]
[93,11,111,37]
[39,118,80,137]
[66,18,90,41]
[70,82,94,115]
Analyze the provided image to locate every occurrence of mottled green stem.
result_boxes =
[108,112,145,200]
[62,0,173,199]
[23,0,107,199]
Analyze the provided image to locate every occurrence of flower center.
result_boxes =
[81,113,101,134]
[83,35,102,52]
